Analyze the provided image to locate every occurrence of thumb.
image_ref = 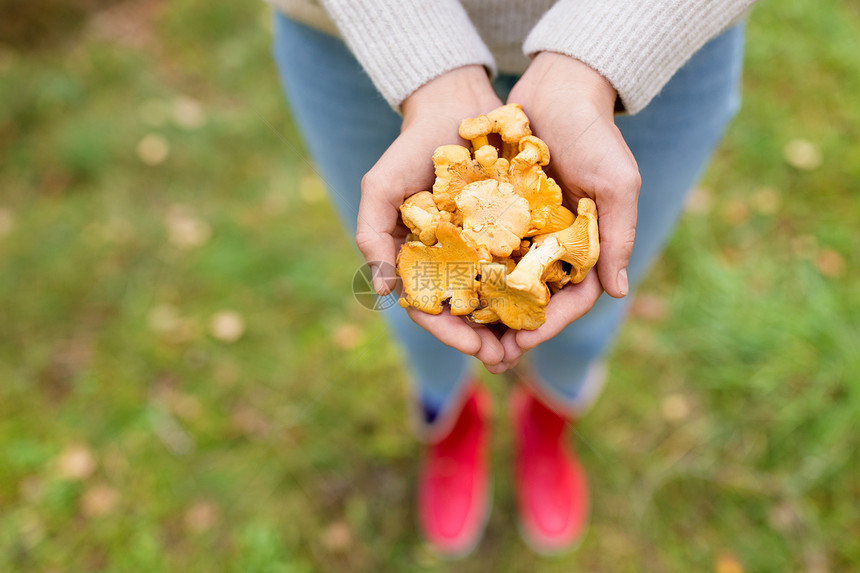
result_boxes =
[594,168,640,298]
[355,171,400,295]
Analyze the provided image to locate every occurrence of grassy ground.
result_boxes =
[1,0,857,571]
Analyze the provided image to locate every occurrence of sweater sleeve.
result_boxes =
[319,0,496,110]
[523,0,755,114]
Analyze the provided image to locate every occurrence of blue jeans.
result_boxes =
[272,14,745,424]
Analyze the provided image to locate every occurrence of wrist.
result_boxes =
[402,65,500,126]
[520,52,617,113]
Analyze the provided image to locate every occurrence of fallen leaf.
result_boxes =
[81,484,119,517]
[185,500,219,533]
[320,520,353,553]
[791,235,818,260]
[230,404,270,437]
[768,501,799,533]
[805,549,829,573]
[751,186,782,215]
[815,248,845,278]
[210,311,245,343]
[722,199,751,226]
[149,407,194,455]
[137,133,170,166]
[171,95,206,130]
[661,393,691,422]
[0,207,14,237]
[263,189,289,215]
[783,138,822,171]
[332,323,362,350]
[685,187,712,215]
[165,205,211,249]
[716,552,744,573]
[154,385,203,421]
[56,443,97,480]
[630,294,668,322]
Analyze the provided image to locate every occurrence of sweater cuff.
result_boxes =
[523,0,754,114]
[320,0,497,110]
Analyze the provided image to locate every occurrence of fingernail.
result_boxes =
[617,268,629,297]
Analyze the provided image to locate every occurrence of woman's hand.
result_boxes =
[498,52,642,368]
[355,65,509,369]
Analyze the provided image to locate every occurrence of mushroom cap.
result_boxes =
[458,115,493,141]
[478,261,549,330]
[396,221,489,315]
[513,136,551,167]
[459,103,532,144]
[400,191,446,245]
[432,144,507,212]
[533,204,575,235]
[505,135,566,235]
[403,190,437,212]
[533,197,600,284]
[456,179,531,258]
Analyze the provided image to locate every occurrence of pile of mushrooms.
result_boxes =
[395,104,599,330]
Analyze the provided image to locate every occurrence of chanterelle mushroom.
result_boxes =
[459,103,532,159]
[399,191,451,246]
[396,104,600,328]
[456,179,530,258]
[431,144,509,212]
[478,237,565,330]
[507,136,570,235]
[533,197,600,284]
[396,222,489,316]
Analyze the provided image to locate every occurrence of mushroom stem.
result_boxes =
[507,236,565,294]
[470,135,489,150]
[533,198,600,284]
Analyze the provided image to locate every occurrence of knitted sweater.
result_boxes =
[267,0,755,114]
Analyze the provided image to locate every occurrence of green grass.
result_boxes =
[1,0,857,571]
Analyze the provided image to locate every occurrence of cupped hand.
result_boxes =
[498,52,642,368]
[355,65,509,369]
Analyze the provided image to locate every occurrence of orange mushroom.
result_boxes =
[459,103,532,159]
[396,222,490,315]
[506,136,572,235]
[395,104,600,329]
[533,197,600,284]
[399,191,452,246]
[476,237,566,330]
[431,144,508,212]
[455,179,531,258]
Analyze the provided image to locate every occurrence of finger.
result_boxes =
[594,145,640,298]
[500,328,525,364]
[406,308,482,356]
[485,350,521,375]
[515,271,603,350]
[469,324,505,366]
[484,361,511,375]
[356,170,401,295]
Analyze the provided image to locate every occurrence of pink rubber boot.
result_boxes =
[417,385,491,557]
[510,384,589,554]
